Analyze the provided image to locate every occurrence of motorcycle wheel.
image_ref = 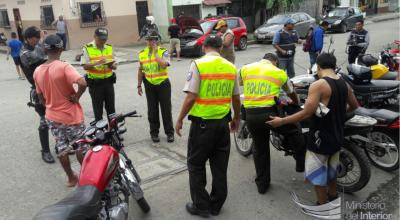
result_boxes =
[136,198,151,213]
[234,120,253,157]
[337,142,371,193]
[365,128,399,172]
[121,169,151,213]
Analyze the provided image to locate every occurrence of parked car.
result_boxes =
[179,16,248,57]
[322,7,364,33]
[254,13,316,44]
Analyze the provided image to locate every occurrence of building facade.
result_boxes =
[0,0,153,49]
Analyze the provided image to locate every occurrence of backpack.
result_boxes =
[303,30,313,52]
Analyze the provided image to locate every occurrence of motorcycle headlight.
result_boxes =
[334,20,342,25]
[186,40,198,47]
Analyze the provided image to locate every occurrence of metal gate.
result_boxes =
[173,4,201,20]
[136,1,149,33]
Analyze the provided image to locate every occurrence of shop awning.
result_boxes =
[203,0,231,6]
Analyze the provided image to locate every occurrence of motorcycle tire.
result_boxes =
[337,142,371,193]
[136,198,151,213]
[234,120,253,157]
[365,128,399,172]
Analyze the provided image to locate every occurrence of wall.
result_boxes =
[295,0,323,19]
[202,5,217,18]
[171,0,202,6]
[151,0,170,41]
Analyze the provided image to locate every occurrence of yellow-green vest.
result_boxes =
[139,47,169,85]
[241,60,287,108]
[189,55,237,120]
[84,43,114,79]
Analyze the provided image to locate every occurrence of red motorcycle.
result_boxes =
[33,111,150,220]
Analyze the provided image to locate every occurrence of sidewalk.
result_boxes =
[0,44,144,67]
[365,12,400,24]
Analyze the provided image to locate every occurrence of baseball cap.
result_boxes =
[43,34,63,50]
[95,27,108,40]
[215,20,227,30]
[204,35,222,48]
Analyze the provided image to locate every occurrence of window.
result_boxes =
[0,9,10,28]
[78,2,106,27]
[354,7,362,15]
[299,13,309,22]
[226,19,240,29]
[40,5,55,29]
[291,14,300,23]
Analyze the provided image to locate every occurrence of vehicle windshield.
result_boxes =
[266,15,290,24]
[328,9,347,17]
[200,21,216,33]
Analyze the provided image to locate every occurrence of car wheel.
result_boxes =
[340,24,347,33]
[238,37,247,50]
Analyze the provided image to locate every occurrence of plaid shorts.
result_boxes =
[305,150,340,186]
[48,120,85,157]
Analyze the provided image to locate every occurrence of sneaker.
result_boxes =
[41,151,55,164]
[167,135,174,143]
[151,135,160,143]
[185,202,209,218]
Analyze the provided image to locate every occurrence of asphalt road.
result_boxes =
[0,19,398,220]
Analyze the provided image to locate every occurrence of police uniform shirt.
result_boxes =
[239,59,294,94]
[81,41,116,65]
[183,51,240,95]
[138,48,170,72]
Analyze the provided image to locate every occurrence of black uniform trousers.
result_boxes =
[32,88,50,153]
[187,116,231,212]
[88,81,115,121]
[245,107,277,188]
[348,46,364,64]
[143,79,174,136]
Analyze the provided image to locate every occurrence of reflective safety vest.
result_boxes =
[241,60,287,108]
[189,55,237,120]
[139,47,169,85]
[84,43,114,79]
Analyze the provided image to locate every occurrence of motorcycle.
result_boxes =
[380,40,400,73]
[292,72,400,172]
[355,53,398,80]
[33,111,150,220]
[234,96,374,193]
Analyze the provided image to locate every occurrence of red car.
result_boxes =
[179,16,248,57]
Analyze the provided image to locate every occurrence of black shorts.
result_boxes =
[12,56,21,66]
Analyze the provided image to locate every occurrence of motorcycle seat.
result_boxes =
[355,107,399,124]
[343,74,400,93]
[33,185,101,220]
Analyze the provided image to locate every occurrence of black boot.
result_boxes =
[185,203,209,218]
[39,125,55,163]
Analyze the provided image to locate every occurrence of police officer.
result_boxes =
[82,28,117,121]
[240,53,300,194]
[175,35,241,217]
[20,26,55,163]
[347,20,369,64]
[137,31,174,143]
[272,19,302,78]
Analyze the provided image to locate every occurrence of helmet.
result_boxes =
[359,54,378,67]
[146,16,155,25]
[43,34,63,50]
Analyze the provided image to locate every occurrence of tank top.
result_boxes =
[307,77,348,155]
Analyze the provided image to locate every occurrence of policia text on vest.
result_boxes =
[175,42,241,216]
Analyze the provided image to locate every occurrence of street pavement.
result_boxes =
[0,19,399,220]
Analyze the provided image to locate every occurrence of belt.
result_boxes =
[188,114,231,124]
[245,106,276,114]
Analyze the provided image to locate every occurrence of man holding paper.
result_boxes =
[82,27,117,121]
